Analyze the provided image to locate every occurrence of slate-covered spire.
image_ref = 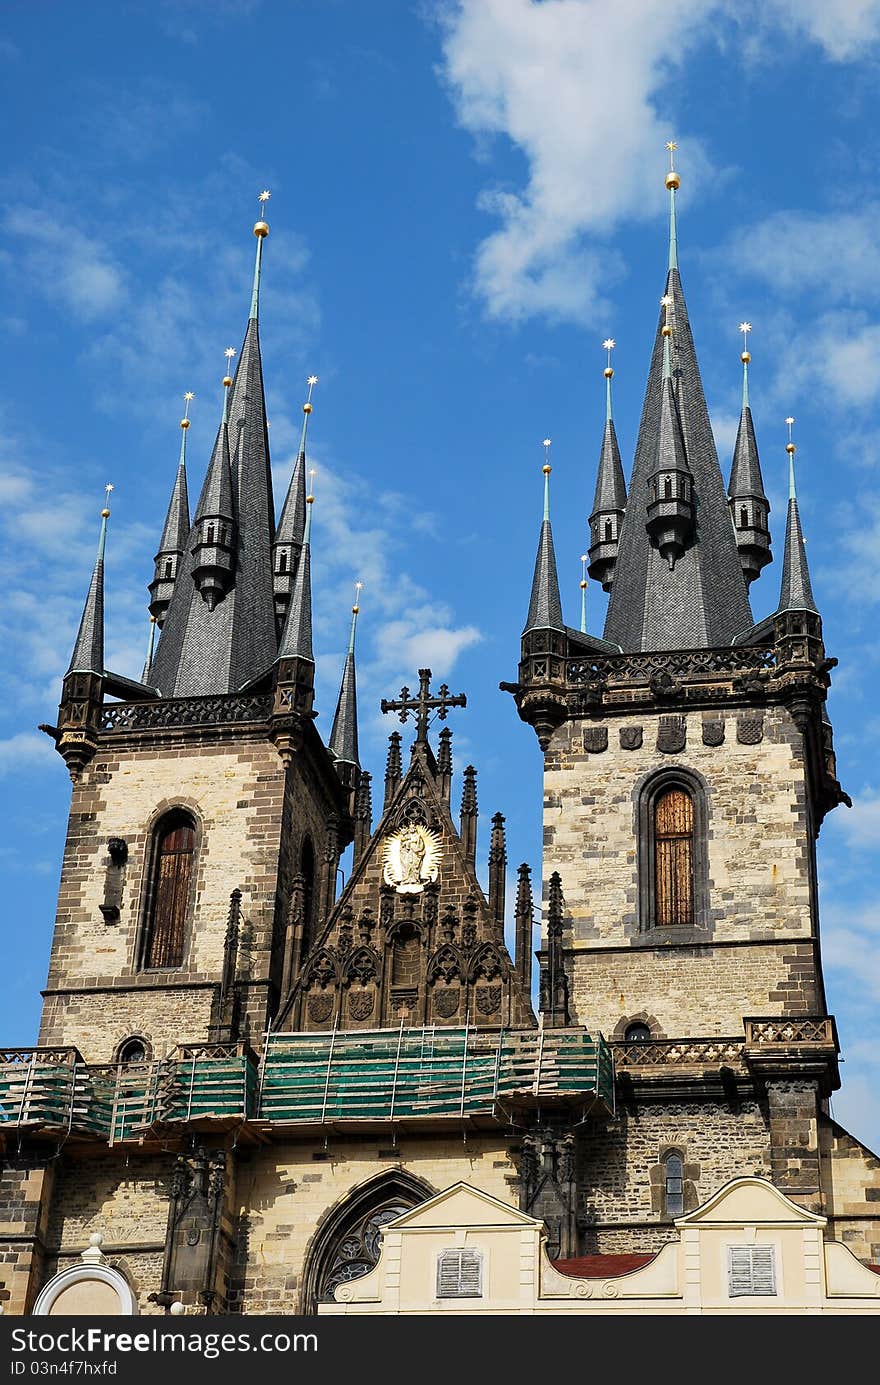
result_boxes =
[277,475,314,662]
[149,395,193,626]
[66,489,111,677]
[150,196,279,696]
[273,376,316,629]
[588,340,627,591]
[603,151,753,651]
[142,615,157,685]
[329,582,362,779]
[523,442,564,635]
[728,324,771,586]
[777,421,817,614]
[191,358,236,611]
[645,298,694,570]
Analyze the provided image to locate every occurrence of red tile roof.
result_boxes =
[551,1253,657,1279]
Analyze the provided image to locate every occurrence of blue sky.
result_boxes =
[2,0,879,1150]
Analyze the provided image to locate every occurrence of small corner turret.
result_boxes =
[728,325,771,585]
[190,356,237,611]
[587,340,627,591]
[149,396,193,626]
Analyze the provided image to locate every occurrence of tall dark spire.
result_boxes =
[728,325,771,586]
[588,340,627,591]
[149,395,193,626]
[277,480,314,662]
[645,304,694,571]
[190,359,236,611]
[66,490,111,677]
[777,421,817,614]
[329,583,362,776]
[273,377,316,630]
[603,152,753,651]
[523,443,564,635]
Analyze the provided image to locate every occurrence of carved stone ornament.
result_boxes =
[307,993,334,1025]
[583,726,608,754]
[737,715,764,745]
[657,715,686,754]
[649,669,681,700]
[702,718,725,747]
[476,983,502,1016]
[434,986,460,1018]
[348,988,375,1021]
[382,823,441,895]
[619,726,643,751]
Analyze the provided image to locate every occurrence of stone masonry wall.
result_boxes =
[39,730,331,1059]
[544,706,819,1036]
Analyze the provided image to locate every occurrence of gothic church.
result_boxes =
[2,159,879,1317]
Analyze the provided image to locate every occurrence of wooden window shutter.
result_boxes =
[654,786,694,926]
[436,1249,482,1298]
[728,1245,776,1297]
[145,818,194,969]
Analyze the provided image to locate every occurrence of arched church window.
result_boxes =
[739,505,749,529]
[164,559,173,578]
[663,475,672,499]
[604,519,613,543]
[141,811,195,969]
[301,836,315,954]
[638,770,709,932]
[302,1172,432,1313]
[116,1037,149,1066]
[664,1152,684,1217]
[278,550,288,574]
[206,523,215,545]
[624,1022,651,1043]
[654,786,694,927]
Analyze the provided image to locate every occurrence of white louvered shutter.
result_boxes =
[728,1245,776,1297]
[437,1249,482,1298]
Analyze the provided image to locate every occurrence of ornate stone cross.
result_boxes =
[380,668,467,745]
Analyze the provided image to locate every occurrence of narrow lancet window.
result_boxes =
[143,813,195,969]
[654,787,694,927]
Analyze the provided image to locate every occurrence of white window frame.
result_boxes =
[436,1247,483,1300]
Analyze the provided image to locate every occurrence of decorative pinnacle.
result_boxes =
[541,439,552,520]
[603,337,616,417]
[297,374,318,456]
[101,482,113,521]
[254,189,271,237]
[251,191,270,317]
[785,416,797,498]
[739,322,752,407]
[348,580,363,652]
[666,140,680,268]
[579,554,588,634]
[223,346,236,388]
[660,295,673,377]
[181,391,194,430]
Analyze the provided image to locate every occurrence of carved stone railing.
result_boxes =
[612,1037,746,1071]
[744,1017,836,1048]
[101,693,272,733]
[568,647,774,687]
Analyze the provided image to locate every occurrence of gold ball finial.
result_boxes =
[254,189,271,237]
[542,464,552,475]
[101,508,110,518]
[579,579,588,590]
[150,614,157,625]
[786,442,796,455]
[665,170,680,191]
[661,324,672,337]
[223,376,233,388]
[604,366,614,379]
[180,417,191,429]
[303,402,312,414]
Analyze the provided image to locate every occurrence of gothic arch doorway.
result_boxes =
[301,1170,433,1314]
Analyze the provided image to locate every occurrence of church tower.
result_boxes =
[505,149,874,1250]
[39,196,352,1060]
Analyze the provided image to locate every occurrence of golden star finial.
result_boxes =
[225,347,236,361]
[660,295,673,308]
[259,189,271,204]
[739,322,752,337]
[602,338,615,351]
[184,390,195,402]
[105,483,114,496]
[307,374,319,386]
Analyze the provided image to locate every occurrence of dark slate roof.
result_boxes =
[329,648,359,768]
[656,374,691,481]
[195,410,234,524]
[156,450,191,557]
[275,448,307,550]
[150,318,279,697]
[778,495,817,614]
[728,405,768,503]
[278,524,314,661]
[591,417,627,515]
[523,519,564,634]
[66,519,105,677]
[603,268,754,651]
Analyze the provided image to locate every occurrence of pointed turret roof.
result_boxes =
[66,502,108,677]
[329,592,361,770]
[278,493,314,661]
[778,442,817,614]
[523,456,564,635]
[157,425,192,556]
[195,386,235,524]
[150,206,279,697]
[603,164,753,651]
[591,364,627,516]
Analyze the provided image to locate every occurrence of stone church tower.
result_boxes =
[1,168,878,1318]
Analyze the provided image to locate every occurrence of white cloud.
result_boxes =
[0,732,56,776]
[710,408,741,459]
[437,0,880,323]
[723,206,880,304]
[833,788,880,849]
[5,208,127,321]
